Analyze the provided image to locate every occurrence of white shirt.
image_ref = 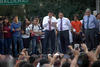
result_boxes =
[36,62,54,67]
[22,26,30,38]
[80,20,83,24]
[28,24,41,36]
[42,16,57,30]
[57,17,71,31]
[69,30,73,43]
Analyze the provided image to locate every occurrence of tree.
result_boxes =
[0,0,96,20]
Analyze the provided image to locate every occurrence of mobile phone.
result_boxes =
[74,44,79,50]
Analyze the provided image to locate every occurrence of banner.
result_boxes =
[0,0,29,5]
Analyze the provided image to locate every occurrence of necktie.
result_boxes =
[49,18,51,31]
[60,18,63,31]
[87,16,90,29]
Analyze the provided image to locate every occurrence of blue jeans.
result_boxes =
[4,38,12,54]
[32,36,38,54]
[0,39,4,54]
[13,36,24,56]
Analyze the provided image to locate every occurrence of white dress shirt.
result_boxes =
[42,16,57,30]
[57,17,71,31]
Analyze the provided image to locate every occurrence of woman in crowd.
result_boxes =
[71,14,82,44]
[22,18,31,49]
[3,17,12,55]
[29,18,43,54]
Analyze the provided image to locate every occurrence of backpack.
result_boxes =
[30,24,42,37]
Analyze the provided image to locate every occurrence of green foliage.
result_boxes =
[0,0,96,20]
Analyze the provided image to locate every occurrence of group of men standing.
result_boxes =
[43,12,71,54]
[42,8,99,54]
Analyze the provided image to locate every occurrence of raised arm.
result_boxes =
[70,50,80,67]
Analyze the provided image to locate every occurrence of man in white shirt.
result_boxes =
[42,11,57,54]
[57,12,71,54]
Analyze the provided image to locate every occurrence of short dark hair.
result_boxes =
[40,59,49,67]
[19,61,27,67]
[61,62,70,67]
[0,61,8,67]
[54,60,61,67]
[59,12,64,14]
[3,17,8,20]
[28,56,36,64]
[92,60,100,67]
[96,13,100,17]
[77,53,90,67]
[74,14,79,19]
[22,63,34,67]
[12,16,18,20]
[48,10,53,13]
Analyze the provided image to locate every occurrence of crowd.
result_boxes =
[0,44,100,67]
[0,8,100,67]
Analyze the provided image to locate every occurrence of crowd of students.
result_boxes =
[0,16,44,57]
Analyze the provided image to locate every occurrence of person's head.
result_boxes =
[13,16,18,23]
[25,18,30,23]
[31,55,40,67]
[77,53,90,67]
[0,61,8,67]
[25,18,29,22]
[4,18,9,23]
[85,8,91,16]
[58,12,64,19]
[61,61,70,67]
[54,60,61,67]
[92,60,100,67]
[74,14,79,21]
[42,64,51,67]
[96,13,100,19]
[26,21,30,26]
[39,59,49,67]
[19,61,27,67]
[0,18,3,23]
[28,56,36,64]
[48,11,53,18]
[3,18,9,26]
[0,55,14,67]
[22,63,34,67]
[32,18,39,25]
